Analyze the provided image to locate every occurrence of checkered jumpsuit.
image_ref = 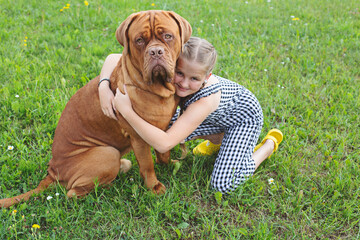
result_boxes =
[171,75,263,193]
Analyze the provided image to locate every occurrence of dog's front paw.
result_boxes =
[152,181,166,194]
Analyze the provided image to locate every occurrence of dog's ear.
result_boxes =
[167,11,192,49]
[116,12,141,55]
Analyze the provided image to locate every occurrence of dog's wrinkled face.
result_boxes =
[117,11,191,86]
[128,13,181,84]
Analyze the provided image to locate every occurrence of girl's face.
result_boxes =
[174,57,211,97]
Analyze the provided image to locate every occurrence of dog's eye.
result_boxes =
[136,37,144,45]
[164,34,173,40]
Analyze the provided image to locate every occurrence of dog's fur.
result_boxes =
[0,10,191,208]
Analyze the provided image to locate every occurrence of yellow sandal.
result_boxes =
[254,129,283,156]
[193,140,221,156]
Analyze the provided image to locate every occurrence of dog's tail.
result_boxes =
[0,175,54,208]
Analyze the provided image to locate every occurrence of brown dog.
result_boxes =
[0,10,191,208]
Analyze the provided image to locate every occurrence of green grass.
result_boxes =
[1,0,359,239]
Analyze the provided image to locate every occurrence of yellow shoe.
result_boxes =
[254,129,283,156]
[193,140,221,156]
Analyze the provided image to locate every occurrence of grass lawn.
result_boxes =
[1,0,359,239]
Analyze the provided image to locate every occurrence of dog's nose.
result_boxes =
[149,46,164,59]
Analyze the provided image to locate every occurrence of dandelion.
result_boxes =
[268,178,275,184]
[25,36,28,39]
[12,209,17,215]
[64,6,69,9]
[8,145,14,150]
[151,3,155,6]
[32,224,40,229]
[84,1,89,6]
[47,196,53,200]
[66,3,70,7]
[60,8,63,12]
[292,17,300,21]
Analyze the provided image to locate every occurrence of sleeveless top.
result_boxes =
[171,75,263,132]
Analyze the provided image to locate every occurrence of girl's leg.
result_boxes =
[252,129,283,169]
[210,123,261,193]
[252,139,275,169]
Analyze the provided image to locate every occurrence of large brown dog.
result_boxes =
[0,10,191,208]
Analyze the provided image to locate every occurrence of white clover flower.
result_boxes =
[55,193,60,196]
[291,15,295,18]
[264,69,268,72]
[15,95,19,98]
[281,62,285,64]
[130,178,134,182]
[267,0,271,2]
[200,20,203,23]
[47,196,53,200]
[8,145,14,150]
[278,85,281,88]
[268,178,275,184]
[211,24,214,27]
[234,19,238,22]
[245,1,248,3]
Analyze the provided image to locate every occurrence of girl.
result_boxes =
[98,37,283,194]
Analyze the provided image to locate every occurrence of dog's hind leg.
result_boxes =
[61,146,131,198]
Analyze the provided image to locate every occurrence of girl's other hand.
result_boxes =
[114,86,133,117]
[98,81,117,120]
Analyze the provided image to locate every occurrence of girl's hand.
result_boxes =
[114,86,133,116]
[98,81,117,120]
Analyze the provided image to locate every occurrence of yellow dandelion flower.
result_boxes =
[24,43,27,46]
[25,36,28,39]
[32,224,40,229]
[60,9,63,12]
[64,6,69,9]
[12,210,17,214]
[24,39,27,42]
[66,3,70,7]
[151,3,155,6]
[292,18,300,21]
[84,1,89,6]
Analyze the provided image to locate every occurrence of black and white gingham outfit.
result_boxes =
[171,75,263,193]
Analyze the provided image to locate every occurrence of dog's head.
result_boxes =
[116,10,192,91]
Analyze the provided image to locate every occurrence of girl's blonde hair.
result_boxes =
[180,37,217,75]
